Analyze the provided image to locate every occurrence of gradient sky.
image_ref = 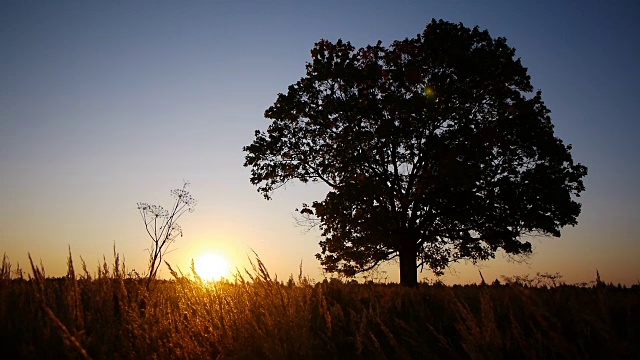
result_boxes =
[1,1,639,285]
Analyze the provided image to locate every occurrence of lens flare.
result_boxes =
[424,86,435,99]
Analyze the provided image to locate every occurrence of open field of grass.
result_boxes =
[1,253,638,359]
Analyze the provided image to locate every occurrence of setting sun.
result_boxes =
[194,253,230,281]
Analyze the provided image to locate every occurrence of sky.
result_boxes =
[1,1,639,285]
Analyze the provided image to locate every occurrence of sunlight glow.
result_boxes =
[194,253,230,281]
[423,85,435,99]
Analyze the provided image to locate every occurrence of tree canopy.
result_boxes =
[243,19,587,286]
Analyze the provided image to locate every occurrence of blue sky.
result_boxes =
[1,1,639,284]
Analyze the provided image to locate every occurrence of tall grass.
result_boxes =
[0,251,638,359]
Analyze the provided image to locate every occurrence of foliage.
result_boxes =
[0,253,638,359]
[137,183,196,288]
[244,19,587,286]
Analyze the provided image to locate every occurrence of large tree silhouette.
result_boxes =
[244,20,587,286]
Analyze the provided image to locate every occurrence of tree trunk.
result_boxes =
[399,246,418,287]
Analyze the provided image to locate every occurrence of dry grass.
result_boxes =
[0,251,638,359]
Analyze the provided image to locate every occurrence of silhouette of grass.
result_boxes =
[0,251,638,359]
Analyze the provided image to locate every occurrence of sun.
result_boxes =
[194,253,230,281]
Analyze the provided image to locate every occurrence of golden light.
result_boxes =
[424,86,435,99]
[194,252,230,281]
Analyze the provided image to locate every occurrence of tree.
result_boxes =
[243,20,587,287]
[137,182,196,288]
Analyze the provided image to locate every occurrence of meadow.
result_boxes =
[1,252,638,359]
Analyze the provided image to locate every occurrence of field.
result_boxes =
[1,253,638,359]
